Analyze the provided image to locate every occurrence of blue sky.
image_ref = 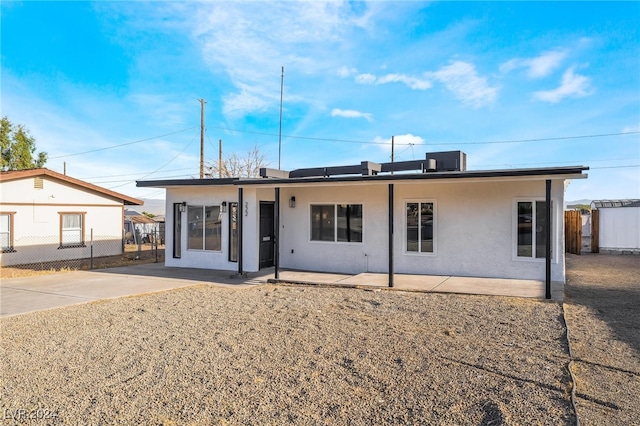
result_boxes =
[2,1,639,201]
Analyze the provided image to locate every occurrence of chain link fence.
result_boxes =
[1,229,163,273]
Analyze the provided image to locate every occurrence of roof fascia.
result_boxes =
[236,166,588,187]
[1,168,143,205]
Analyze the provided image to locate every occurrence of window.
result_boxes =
[516,200,550,259]
[311,204,363,243]
[0,212,15,252]
[406,202,434,253]
[60,212,85,248]
[187,205,222,251]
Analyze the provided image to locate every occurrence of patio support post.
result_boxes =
[274,187,280,279]
[545,179,551,299]
[238,187,244,275]
[388,183,394,287]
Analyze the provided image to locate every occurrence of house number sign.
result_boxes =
[245,202,249,217]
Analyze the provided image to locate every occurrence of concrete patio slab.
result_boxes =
[392,274,451,291]
[433,276,544,298]
[271,269,563,301]
[276,270,353,285]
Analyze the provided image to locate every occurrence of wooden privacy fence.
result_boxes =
[564,210,582,255]
[591,209,599,253]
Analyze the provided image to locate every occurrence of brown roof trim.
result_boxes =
[0,168,143,205]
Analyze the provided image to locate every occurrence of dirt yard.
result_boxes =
[1,287,574,424]
[564,253,640,425]
[1,254,636,424]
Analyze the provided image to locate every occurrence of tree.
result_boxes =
[142,211,156,218]
[0,117,47,171]
[205,145,270,178]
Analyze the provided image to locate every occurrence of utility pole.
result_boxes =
[199,98,206,179]
[218,139,223,178]
[278,66,284,170]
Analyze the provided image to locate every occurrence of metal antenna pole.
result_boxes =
[199,98,206,179]
[391,135,395,175]
[278,66,284,170]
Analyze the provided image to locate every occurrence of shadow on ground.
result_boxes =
[565,253,640,356]
[91,262,269,286]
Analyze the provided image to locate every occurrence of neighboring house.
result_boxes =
[137,151,588,287]
[124,209,159,244]
[0,168,142,267]
[591,199,640,254]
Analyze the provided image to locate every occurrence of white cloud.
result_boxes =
[331,108,373,122]
[428,61,498,108]
[180,2,378,118]
[372,134,425,156]
[533,67,592,103]
[354,73,432,90]
[337,66,358,78]
[355,73,377,84]
[500,50,567,78]
[622,124,640,133]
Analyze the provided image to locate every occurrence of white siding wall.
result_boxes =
[599,207,640,250]
[0,176,125,266]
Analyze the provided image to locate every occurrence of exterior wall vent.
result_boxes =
[34,176,44,189]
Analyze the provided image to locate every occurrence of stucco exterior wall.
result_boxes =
[161,177,567,282]
[598,207,640,250]
[164,186,277,272]
[277,178,566,281]
[0,176,126,266]
[165,186,240,270]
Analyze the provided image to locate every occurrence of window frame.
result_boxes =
[186,204,222,252]
[309,202,364,244]
[0,212,16,253]
[58,212,86,249]
[403,199,437,256]
[513,198,553,262]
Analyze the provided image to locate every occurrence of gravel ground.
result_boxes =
[564,253,640,425]
[1,284,573,425]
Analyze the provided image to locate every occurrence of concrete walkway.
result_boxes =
[1,263,562,318]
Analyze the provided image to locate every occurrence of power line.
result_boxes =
[477,157,638,168]
[590,164,640,170]
[433,131,640,146]
[107,135,197,190]
[207,125,639,147]
[49,127,198,159]
[79,167,195,180]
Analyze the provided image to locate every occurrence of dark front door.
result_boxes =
[259,202,275,269]
[173,203,182,258]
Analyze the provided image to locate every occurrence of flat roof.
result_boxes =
[137,165,588,188]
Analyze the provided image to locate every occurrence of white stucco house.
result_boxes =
[137,151,588,298]
[591,199,640,254]
[0,168,142,267]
